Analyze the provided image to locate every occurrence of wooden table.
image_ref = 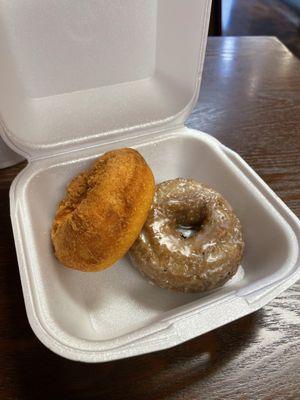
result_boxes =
[0,37,299,400]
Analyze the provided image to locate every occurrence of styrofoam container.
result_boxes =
[1,0,299,362]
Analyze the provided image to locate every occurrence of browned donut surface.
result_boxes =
[129,178,244,292]
[51,148,155,272]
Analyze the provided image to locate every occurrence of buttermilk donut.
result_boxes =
[51,148,155,272]
[129,178,244,292]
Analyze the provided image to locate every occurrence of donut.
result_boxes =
[129,178,244,292]
[51,148,155,272]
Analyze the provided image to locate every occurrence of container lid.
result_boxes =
[0,0,211,158]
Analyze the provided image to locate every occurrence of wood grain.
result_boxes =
[0,37,299,400]
[221,0,300,58]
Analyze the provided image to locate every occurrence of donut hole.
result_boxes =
[176,223,202,239]
[175,212,208,239]
[174,204,209,239]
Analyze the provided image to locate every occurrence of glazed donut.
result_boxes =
[51,148,155,272]
[129,178,244,292]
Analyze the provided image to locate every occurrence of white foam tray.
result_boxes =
[1,0,299,362]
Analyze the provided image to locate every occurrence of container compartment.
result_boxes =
[11,129,299,360]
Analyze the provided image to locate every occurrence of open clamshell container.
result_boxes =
[1,0,299,362]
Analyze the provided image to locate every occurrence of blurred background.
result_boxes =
[209,0,300,57]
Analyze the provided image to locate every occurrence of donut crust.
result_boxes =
[51,148,155,272]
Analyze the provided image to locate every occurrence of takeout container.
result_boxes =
[1,0,299,362]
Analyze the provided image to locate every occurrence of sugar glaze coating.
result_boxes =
[129,179,244,292]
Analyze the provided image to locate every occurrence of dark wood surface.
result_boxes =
[221,0,300,58]
[0,37,299,400]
